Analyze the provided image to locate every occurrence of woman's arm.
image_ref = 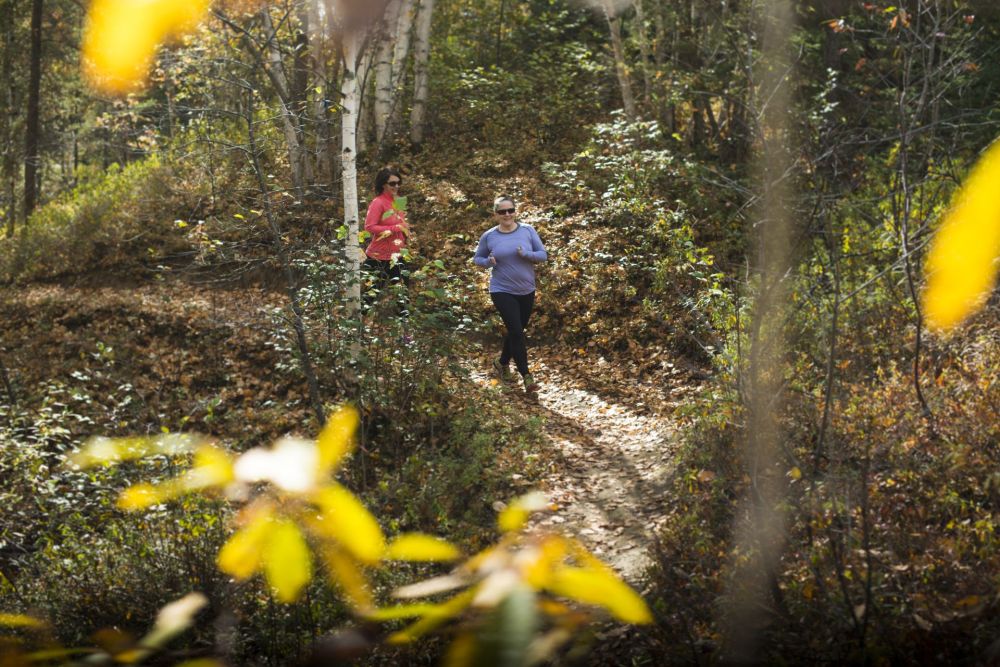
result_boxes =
[522,227,547,263]
[473,232,494,267]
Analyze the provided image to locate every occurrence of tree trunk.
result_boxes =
[409,0,434,148]
[341,31,363,316]
[0,348,15,408]
[260,9,313,191]
[3,4,17,238]
[381,0,415,150]
[604,2,636,119]
[354,39,376,156]
[374,0,402,144]
[721,0,795,661]
[24,0,42,222]
[632,0,652,103]
[308,0,333,183]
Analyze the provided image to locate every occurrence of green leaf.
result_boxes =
[476,584,538,667]
[393,196,408,211]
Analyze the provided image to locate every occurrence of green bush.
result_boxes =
[0,158,192,283]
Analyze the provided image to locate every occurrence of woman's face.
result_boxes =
[383,175,402,196]
[494,200,516,224]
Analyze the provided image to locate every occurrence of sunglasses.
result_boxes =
[496,208,515,215]
[387,180,402,187]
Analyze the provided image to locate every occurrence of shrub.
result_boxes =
[0,158,193,283]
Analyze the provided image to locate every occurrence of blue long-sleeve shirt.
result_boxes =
[473,223,547,295]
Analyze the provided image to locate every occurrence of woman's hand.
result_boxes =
[488,253,497,266]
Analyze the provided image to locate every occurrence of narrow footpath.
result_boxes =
[473,351,682,584]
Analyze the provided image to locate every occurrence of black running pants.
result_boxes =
[490,291,535,376]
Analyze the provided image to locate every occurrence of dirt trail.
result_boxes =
[474,354,681,584]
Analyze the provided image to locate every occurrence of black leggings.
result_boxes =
[491,291,535,376]
[363,258,409,315]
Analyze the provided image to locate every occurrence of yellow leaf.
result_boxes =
[82,0,210,93]
[186,445,234,489]
[316,405,359,475]
[321,546,373,610]
[70,434,203,468]
[313,485,385,563]
[264,520,313,603]
[923,139,1000,332]
[217,513,274,579]
[0,613,44,628]
[546,566,652,624]
[388,590,477,644]
[521,536,568,589]
[117,482,164,510]
[498,491,548,533]
[365,603,440,621]
[384,534,461,562]
[788,466,802,481]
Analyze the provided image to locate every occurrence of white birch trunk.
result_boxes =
[409,0,434,147]
[341,32,363,314]
[383,0,415,144]
[604,2,636,119]
[308,0,332,180]
[374,0,402,144]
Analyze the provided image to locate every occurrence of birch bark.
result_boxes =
[383,0,415,145]
[409,0,434,147]
[340,31,363,314]
[374,0,402,144]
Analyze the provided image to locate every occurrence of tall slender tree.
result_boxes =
[409,0,434,148]
[23,0,42,221]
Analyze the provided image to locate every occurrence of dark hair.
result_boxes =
[374,167,402,195]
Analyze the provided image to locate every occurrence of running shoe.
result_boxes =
[493,359,515,383]
[522,373,539,398]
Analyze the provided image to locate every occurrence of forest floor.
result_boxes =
[3,279,695,589]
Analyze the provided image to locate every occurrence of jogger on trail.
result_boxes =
[363,167,410,315]
[473,196,548,397]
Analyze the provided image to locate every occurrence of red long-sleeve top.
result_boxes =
[364,192,408,261]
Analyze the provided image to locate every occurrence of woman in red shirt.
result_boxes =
[363,168,410,314]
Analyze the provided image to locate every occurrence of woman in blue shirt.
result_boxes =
[473,196,548,397]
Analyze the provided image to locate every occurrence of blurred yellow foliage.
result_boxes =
[923,139,1000,332]
[82,0,211,93]
[369,492,652,662]
[72,405,459,610]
